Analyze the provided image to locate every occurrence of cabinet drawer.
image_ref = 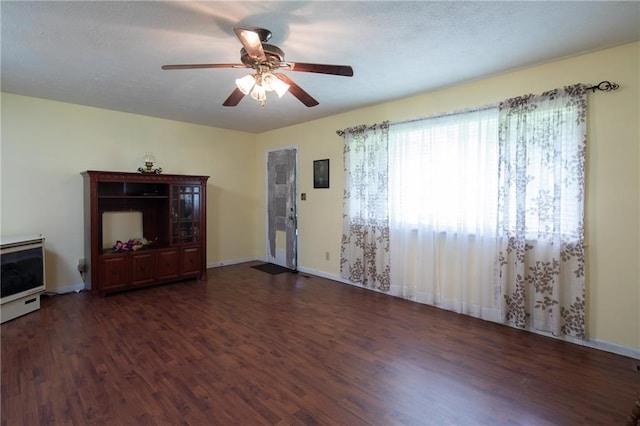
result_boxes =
[130,252,155,287]
[181,247,201,275]
[157,249,179,280]
[100,255,128,291]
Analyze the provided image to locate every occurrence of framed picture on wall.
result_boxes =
[313,159,330,189]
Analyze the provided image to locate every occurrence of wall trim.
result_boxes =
[297,265,640,360]
[207,257,261,269]
[46,283,85,295]
[297,265,353,285]
[583,337,640,360]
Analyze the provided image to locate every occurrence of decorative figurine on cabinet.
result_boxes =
[138,152,163,174]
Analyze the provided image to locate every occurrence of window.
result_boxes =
[341,85,587,338]
[388,108,499,235]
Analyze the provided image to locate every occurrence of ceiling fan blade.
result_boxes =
[162,64,247,70]
[233,28,266,61]
[276,74,319,107]
[284,62,353,77]
[222,88,245,107]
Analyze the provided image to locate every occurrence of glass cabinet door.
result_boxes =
[171,185,200,244]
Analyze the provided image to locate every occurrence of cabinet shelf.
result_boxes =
[100,243,169,255]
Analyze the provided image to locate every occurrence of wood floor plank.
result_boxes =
[2,261,638,425]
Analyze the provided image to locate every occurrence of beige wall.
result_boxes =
[1,42,637,353]
[256,42,640,352]
[1,94,258,292]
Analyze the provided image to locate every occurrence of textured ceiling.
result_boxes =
[2,1,639,133]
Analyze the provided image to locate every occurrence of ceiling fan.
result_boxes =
[161,27,353,107]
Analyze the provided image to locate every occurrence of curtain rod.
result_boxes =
[585,80,619,92]
[336,104,497,136]
[336,81,620,136]
[336,122,389,137]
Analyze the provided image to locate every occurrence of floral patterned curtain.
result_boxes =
[497,84,587,338]
[339,122,391,291]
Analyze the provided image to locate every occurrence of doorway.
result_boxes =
[266,147,298,270]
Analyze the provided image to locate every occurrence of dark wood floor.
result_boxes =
[2,261,638,425]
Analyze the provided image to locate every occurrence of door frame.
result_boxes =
[264,145,299,269]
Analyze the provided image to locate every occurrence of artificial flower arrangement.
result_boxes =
[112,237,152,252]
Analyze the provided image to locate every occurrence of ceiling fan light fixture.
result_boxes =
[263,73,290,98]
[250,83,266,102]
[235,74,256,95]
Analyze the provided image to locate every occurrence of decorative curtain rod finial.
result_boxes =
[587,81,619,93]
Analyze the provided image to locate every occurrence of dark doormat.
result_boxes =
[251,263,294,275]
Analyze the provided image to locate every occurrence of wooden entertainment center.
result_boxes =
[82,171,209,295]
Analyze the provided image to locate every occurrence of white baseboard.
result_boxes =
[207,257,261,269]
[584,337,640,360]
[45,283,85,295]
[297,265,640,360]
[297,266,353,285]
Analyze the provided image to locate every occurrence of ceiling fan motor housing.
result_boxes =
[251,28,272,43]
[240,44,285,69]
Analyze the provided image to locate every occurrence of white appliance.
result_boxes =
[1,235,46,323]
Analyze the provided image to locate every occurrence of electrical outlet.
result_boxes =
[325,251,330,261]
[77,259,87,273]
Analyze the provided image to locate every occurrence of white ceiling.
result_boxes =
[2,1,639,133]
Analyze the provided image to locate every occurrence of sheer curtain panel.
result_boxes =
[388,108,502,321]
[340,122,391,290]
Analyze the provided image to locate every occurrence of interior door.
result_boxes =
[266,148,297,270]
